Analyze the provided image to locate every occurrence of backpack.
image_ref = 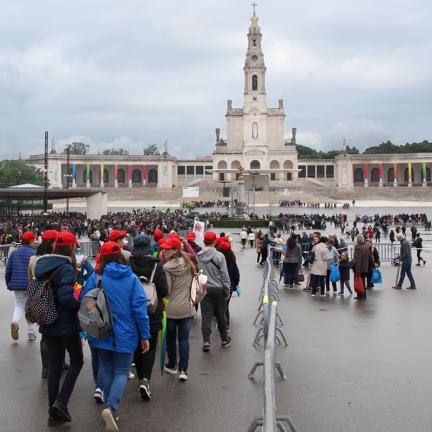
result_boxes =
[190,270,208,305]
[139,264,158,314]
[78,275,114,341]
[25,268,60,325]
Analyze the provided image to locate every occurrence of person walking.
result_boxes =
[28,230,59,379]
[389,230,395,244]
[325,238,339,294]
[197,231,231,352]
[82,241,150,431]
[34,231,84,427]
[255,234,263,265]
[282,236,302,288]
[216,239,240,332]
[393,233,416,290]
[6,231,37,341]
[310,236,331,297]
[414,233,426,266]
[129,235,168,400]
[161,236,196,381]
[337,251,353,296]
[365,239,380,288]
[352,235,371,300]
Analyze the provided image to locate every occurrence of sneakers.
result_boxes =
[202,342,211,352]
[320,293,326,297]
[179,369,188,382]
[128,371,135,380]
[11,322,19,341]
[164,364,178,375]
[311,294,316,297]
[337,292,344,296]
[221,336,232,348]
[416,263,421,266]
[94,388,104,404]
[138,379,151,401]
[101,407,119,432]
[28,331,36,341]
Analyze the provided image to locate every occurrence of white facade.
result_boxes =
[213,12,298,184]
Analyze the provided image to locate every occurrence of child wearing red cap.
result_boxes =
[34,230,83,426]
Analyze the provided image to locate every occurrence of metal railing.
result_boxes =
[248,248,298,432]
[79,240,100,258]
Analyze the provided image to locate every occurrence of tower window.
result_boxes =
[252,74,258,91]
[253,39,257,47]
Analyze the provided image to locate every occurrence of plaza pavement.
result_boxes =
[0,244,431,431]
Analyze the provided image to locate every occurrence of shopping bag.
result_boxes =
[371,268,382,285]
[297,269,305,283]
[329,265,340,283]
[354,273,365,295]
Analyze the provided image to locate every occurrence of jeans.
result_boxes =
[340,280,352,294]
[12,291,36,334]
[311,274,325,295]
[166,317,193,371]
[134,329,159,380]
[98,349,132,411]
[89,344,104,390]
[201,287,228,343]
[417,250,425,264]
[45,334,84,408]
[398,262,416,287]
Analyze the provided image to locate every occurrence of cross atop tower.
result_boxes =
[252,2,257,16]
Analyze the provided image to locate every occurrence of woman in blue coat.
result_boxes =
[82,241,150,432]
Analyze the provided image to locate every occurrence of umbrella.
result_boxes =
[159,301,168,375]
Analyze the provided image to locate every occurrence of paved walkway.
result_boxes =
[0,247,431,431]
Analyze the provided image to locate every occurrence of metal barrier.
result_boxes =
[79,240,100,258]
[248,248,298,432]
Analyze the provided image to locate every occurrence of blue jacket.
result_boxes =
[5,244,36,291]
[82,263,150,353]
[34,254,80,337]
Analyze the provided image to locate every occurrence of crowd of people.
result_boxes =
[278,200,338,208]
[182,200,230,208]
[5,226,240,431]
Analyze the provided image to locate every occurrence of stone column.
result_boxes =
[379,162,383,187]
[408,162,412,187]
[422,162,427,187]
[72,164,77,188]
[86,192,108,219]
[86,164,91,188]
[128,164,132,188]
[114,164,118,188]
[393,162,398,187]
[364,163,368,187]
[100,164,104,188]
[142,165,147,186]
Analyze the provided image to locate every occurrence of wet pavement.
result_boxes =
[1,245,432,431]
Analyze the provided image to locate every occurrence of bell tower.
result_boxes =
[243,3,267,109]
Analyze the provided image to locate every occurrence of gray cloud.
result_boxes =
[0,0,431,159]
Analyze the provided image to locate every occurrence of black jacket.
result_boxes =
[129,254,169,332]
[339,260,350,282]
[34,254,80,337]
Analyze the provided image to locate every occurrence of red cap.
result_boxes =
[95,254,101,271]
[214,237,222,247]
[109,230,127,242]
[168,232,180,239]
[186,231,196,241]
[153,229,164,241]
[21,231,36,243]
[41,230,59,241]
[204,231,217,246]
[159,237,182,250]
[219,240,232,251]
[55,231,77,247]
[100,241,123,257]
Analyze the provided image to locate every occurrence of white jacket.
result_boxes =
[310,242,331,276]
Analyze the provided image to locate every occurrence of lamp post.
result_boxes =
[65,145,72,215]
[43,131,49,215]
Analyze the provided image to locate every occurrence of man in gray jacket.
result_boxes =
[197,231,232,352]
[393,233,416,290]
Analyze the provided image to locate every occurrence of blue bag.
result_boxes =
[329,265,340,283]
[371,268,382,284]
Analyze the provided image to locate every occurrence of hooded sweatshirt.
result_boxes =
[197,247,231,296]
[163,256,195,320]
[82,262,150,353]
[34,254,80,337]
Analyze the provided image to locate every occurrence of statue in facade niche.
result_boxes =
[216,128,220,143]
[291,128,297,145]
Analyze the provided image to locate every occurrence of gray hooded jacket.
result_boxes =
[197,247,231,296]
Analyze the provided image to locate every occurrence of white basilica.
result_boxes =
[212,9,298,189]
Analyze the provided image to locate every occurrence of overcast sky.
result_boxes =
[1,0,431,159]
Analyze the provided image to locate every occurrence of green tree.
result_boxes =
[0,160,44,188]
[143,144,160,156]
[63,142,90,155]
[102,148,130,155]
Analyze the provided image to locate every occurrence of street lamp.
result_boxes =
[43,131,49,215]
[64,145,73,215]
